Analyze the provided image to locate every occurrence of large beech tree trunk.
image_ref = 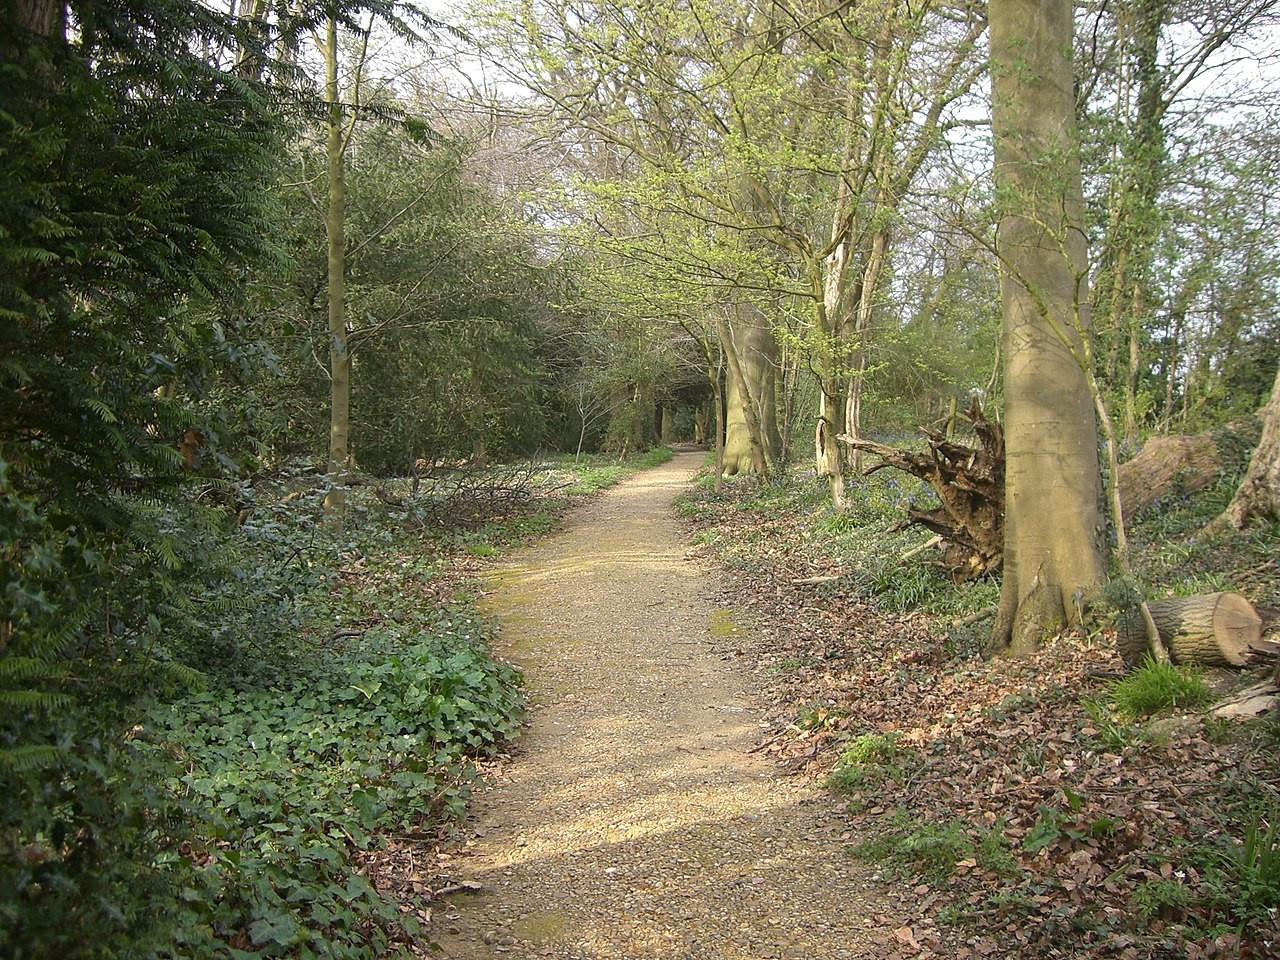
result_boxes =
[1217,365,1280,529]
[987,0,1105,655]
[722,305,781,477]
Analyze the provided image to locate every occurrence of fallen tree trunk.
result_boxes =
[839,399,1004,582]
[1116,591,1264,667]
[1116,431,1219,521]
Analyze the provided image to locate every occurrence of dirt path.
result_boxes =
[431,451,888,960]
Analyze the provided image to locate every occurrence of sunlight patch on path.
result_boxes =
[429,452,886,960]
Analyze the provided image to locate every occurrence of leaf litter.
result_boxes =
[682,479,1280,959]
[354,455,1280,959]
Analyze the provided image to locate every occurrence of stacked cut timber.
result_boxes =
[1117,592,1265,667]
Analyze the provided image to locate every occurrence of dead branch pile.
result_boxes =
[373,463,553,531]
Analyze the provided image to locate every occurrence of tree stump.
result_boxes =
[1116,592,1263,667]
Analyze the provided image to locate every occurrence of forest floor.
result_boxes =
[424,446,1280,960]
[668,452,1280,960]
[426,449,904,959]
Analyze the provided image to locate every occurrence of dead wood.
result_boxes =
[951,604,999,629]
[791,574,842,586]
[1213,680,1280,718]
[901,535,943,561]
[838,398,1004,582]
[1116,430,1219,521]
[1116,591,1265,668]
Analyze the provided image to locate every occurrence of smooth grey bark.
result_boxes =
[722,304,781,477]
[988,0,1106,655]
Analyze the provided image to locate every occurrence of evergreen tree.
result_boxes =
[0,2,282,950]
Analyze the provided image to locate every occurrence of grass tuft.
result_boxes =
[828,733,911,796]
[1109,656,1213,718]
[852,816,996,882]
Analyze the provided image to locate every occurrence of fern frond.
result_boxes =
[0,744,66,773]
[0,689,73,712]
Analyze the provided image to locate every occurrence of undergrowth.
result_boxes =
[2,445,674,959]
[679,466,999,619]
[852,814,1018,883]
[1109,656,1214,717]
[681,436,1280,957]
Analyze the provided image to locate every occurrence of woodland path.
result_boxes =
[431,450,888,960]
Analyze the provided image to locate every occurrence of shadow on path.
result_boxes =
[430,452,888,960]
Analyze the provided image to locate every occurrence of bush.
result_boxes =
[1,484,527,959]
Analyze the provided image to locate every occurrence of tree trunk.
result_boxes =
[1116,592,1263,667]
[721,307,778,478]
[471,364,488,468]
[845,230,888,475]
[322,15,350,522]
[15,0,61,36]
[815,208,852,508]
[1119,0,1168,449]
[1217,364,1280,529]
[712,359,726,492]
[987,0,1105,655]
[1117,430,1219,520]
[814,381,846,508]
[844,352,866,476]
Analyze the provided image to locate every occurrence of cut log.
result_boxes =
[1116,591,1263,667]
[1116,431,1218,521]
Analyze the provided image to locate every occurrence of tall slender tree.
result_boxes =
[320,12,353,517]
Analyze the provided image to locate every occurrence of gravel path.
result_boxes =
[431,451,889,959]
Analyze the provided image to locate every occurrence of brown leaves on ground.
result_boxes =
[686,485,1280,960]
